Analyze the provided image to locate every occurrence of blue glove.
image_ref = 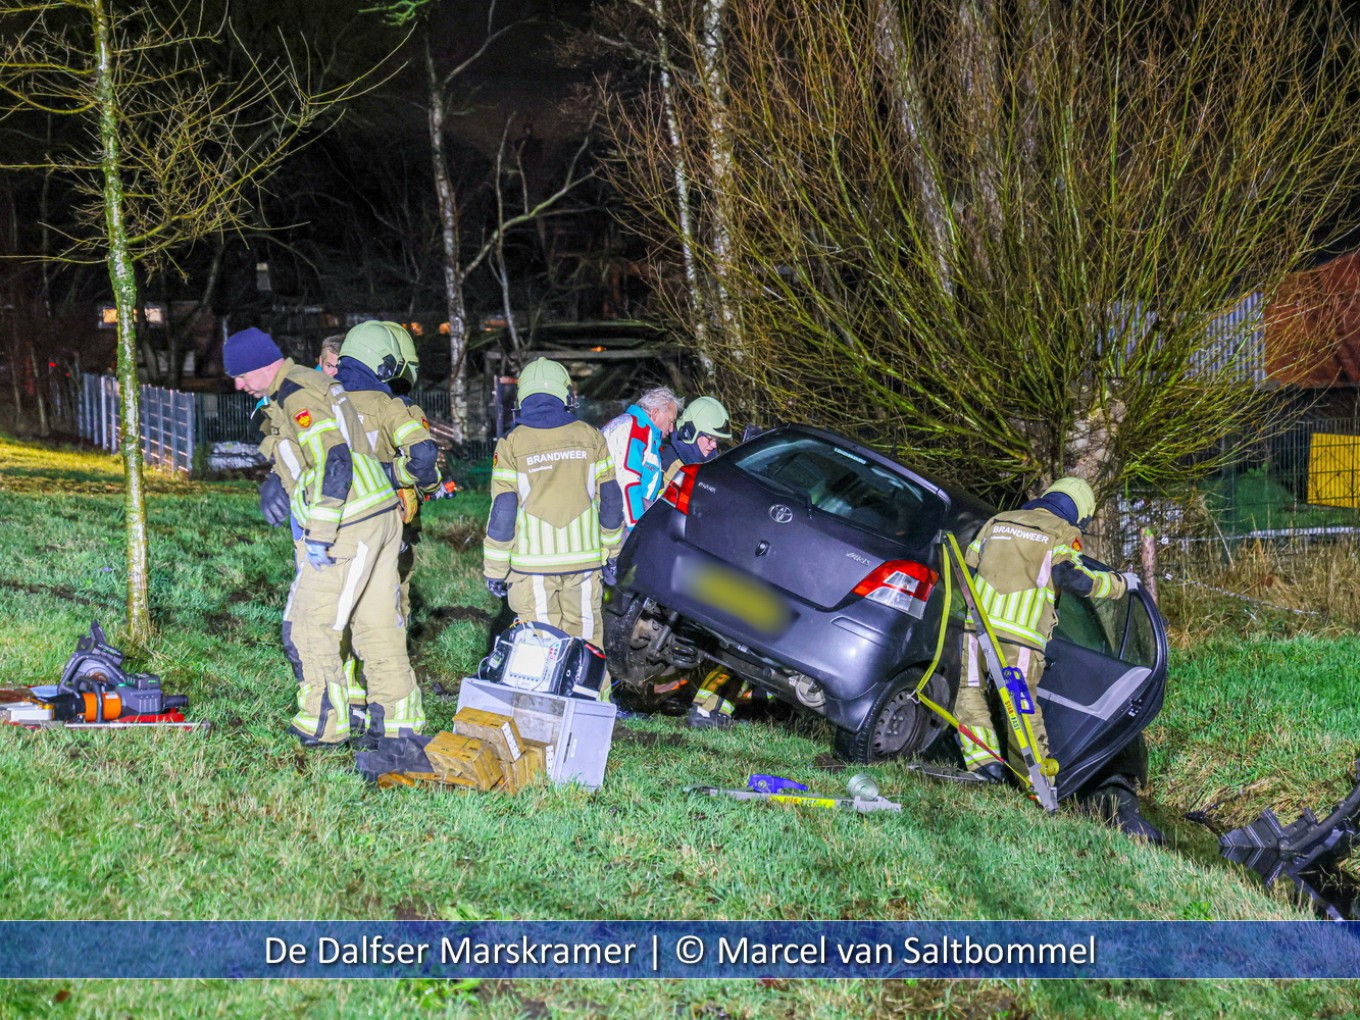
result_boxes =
[305,541,334,570]
[486,577,508,599]
[602,559,618,587]
[259,474,290,527]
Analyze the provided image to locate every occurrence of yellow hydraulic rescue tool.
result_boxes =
[911,534,1060,813]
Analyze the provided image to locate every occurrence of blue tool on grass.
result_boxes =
[747,774,808,794]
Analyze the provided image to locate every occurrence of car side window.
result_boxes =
[1122,595,1158,668]
[1053,590,1127,658]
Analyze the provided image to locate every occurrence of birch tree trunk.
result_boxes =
[92,0,151,643]
[426,39,470,443]
[698,0,743,360]
[653,0,708,364]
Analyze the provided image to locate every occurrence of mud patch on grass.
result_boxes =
[1,579,108,608]
[428,604,493,624]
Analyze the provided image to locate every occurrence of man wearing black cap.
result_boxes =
[225,327,425,748]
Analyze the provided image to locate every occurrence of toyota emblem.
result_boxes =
[769,504,794,524]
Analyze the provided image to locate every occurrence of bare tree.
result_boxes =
[367,0,597,440]
[0,0,352,641]
[609,0,1360,523]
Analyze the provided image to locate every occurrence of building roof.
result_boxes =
[1266,249,1360,388]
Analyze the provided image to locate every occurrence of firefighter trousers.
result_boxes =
[506,568,604,647]
[282,509,425,743]
[335,528,418,719]
[954,634,1049,774]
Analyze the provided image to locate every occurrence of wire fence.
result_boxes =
[1115,415,1360,567]
[77,374,197,475]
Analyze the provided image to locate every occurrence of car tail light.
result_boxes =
[852,560,939,618]
[660,463,701,515]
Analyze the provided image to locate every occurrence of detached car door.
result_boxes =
[1037,565,1169,800]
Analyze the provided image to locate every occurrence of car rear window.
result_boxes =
[728,434,937,544]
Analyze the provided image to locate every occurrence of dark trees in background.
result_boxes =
[606,0,1360,518]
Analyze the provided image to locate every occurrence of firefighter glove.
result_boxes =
[1121,570,1140,592]
[602,558,619,586]
[305,540,335,570]
[486,577,508,599]
[397,487,420,523]
[428,478,459,501]
[259,473,290,527]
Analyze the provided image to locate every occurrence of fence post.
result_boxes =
[1140,527,1159,604]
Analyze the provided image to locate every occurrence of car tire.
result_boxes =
[834,668,945,764]
[603,590,681,711]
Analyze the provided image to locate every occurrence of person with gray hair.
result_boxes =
[317,334,344,377]
[601,385,683,534]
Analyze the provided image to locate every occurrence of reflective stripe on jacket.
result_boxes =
[257,360,396,543]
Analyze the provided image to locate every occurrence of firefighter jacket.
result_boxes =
[336,359,440,498]
[602,404,664,530]
[484,396,624,578]
[256,359,397,544]
[964,506,1128,652]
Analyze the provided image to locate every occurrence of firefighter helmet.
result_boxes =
[676,395,732,442]
[340,320,405,382]
[1042,476,1096,524]
[516,358,572,405]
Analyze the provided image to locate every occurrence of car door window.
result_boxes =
[1122,595,1159,668]
[1053,590,1127,658]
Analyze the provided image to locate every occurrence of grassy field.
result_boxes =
[1,436,1358,1018]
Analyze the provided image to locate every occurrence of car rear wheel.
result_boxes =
[603,591,682,710]
[834,668,945,764]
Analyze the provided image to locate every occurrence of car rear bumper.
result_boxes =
[617,509,950,731]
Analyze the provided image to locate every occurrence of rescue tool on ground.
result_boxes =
[1217,759,1360,919]
[687,774,902,813]
[0,621,205,731]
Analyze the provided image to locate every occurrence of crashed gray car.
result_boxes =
[604,424,1168,803]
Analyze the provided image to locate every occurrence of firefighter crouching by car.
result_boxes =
[333,320,442,731]
[651,395,749,729]
[483,358,624,653]
[227,327,424,748]
[659,395,731,487]
[956,477,1137,782]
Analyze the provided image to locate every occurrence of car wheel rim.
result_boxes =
[871,691,921,758]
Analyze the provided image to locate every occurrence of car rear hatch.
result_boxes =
[673,430,948,612]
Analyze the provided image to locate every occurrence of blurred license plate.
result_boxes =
[680,562,790,636]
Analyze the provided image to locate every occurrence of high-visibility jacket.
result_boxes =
[965,506,1127,651]
[256,359,397,544]
[483,420,623,577]
[345,390,439,489]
